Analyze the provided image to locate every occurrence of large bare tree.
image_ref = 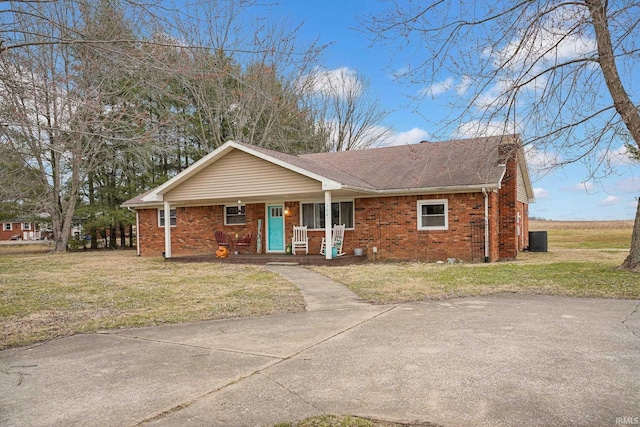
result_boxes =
[301,67,392,151]
[0,0,161,251]
[168,1,330,154]
[1,0,330,251]
[365,0,640,271]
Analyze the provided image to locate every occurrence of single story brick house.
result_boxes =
[1,219,41,241]
[123,134,535,262]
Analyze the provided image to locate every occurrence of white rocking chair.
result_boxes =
[292,225,308,255]
[319,224,345,257]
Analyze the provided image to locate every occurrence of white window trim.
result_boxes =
[299,200,355,230]
[22,223,31,231]
[224,205,246,226]
[417,199,448,231]
[158,209,177,228]
[3,223,12,231]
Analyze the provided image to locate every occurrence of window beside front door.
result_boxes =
[225,205,246,225]
[301,201,354,229]
[417,199,448,230]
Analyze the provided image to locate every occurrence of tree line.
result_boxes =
[0,0,387,251]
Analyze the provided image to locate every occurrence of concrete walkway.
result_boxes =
[264,265,369,311]
[1,266,639,427]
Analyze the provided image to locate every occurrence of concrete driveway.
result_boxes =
[1,267,639,427]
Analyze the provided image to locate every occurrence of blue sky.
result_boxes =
[258,1,640,220]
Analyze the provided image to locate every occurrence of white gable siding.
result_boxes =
[164,149,321,202]
[517,163,529,204]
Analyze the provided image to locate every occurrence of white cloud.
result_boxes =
[454,120,516,139]
[380,127,429,147]
[456,76,472,96]
[598,195,621,207]
[525,145,560,170]
[601,145,638,168]
[566,181,595,192]
[300,67,361,98]
[533,188,549,198]
[475,5,596,112]
[615,177,640,193]
[324,121,393,149]
[420,75,473,99]
[488,5,596,74]
[473,78,514,110]
[422,77,454,98]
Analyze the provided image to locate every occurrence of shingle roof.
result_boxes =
[235,142,376,189]
[123,135,517,207]
[299,135,509,190]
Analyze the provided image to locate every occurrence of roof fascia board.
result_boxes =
[126,183,502,209]
[517,150,536,203]
[498,166,506,190]
[368,183,502,195]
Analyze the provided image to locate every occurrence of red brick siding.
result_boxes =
[137,153,528,261]
[498,147,521,259]
[488,191,500,261]
[138,204,265,256]
[334,193,489,262]
[1,222,19,240]
[0,222,36,240]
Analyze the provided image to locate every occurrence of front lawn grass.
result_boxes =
[312,253,639,304]
[312,221,638,304]
[0,249,305,350]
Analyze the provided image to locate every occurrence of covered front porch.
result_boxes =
[129,142,369,259]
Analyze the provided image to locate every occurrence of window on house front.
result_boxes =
[3,223,12,231]
[301,201,354,229]
[417,199,448,230]
[158,209,177,227]
[22,223,31,231]
[225,205,246,225]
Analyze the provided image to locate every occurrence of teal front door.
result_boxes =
[267,205,285,252]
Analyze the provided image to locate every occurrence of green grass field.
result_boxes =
[313,220,638,304]
[530,219,634,249]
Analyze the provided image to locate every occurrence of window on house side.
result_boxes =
[158,209,177,227]
[22,223,31,231]
[417,199,448,230]
[225,205,246,225]
[301,201,354,229]
[3,223,12,231]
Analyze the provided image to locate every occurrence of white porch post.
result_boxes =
[164,201,172,258]
[324,190,332,260]
[135,210,140,256]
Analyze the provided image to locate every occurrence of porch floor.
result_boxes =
[165,253,369,266]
